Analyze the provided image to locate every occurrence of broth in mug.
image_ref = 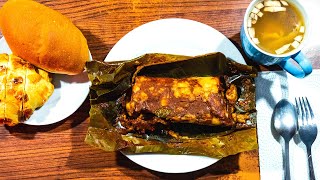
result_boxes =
[247,0,305,55]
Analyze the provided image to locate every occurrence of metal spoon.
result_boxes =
[273,99,298,180]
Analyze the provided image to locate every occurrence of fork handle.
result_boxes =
[307,146,315,180]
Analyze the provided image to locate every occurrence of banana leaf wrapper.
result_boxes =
[85,52,258,158]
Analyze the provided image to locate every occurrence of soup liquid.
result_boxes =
[252,2,305,54]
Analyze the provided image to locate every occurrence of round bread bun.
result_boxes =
[0,0,89,75]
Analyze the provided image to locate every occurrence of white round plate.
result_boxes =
[104,18,245,173]
[0,37,91,125]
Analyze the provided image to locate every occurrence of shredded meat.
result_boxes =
[118,114,168,134]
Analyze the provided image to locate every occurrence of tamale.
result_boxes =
[126,76,237,126]
[85,52,258,158]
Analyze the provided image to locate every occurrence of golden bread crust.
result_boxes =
[4,55,26,125]
[0,54,8,124]
[0,54,54,126]
[23,64,54,119]
[0,0,89,75]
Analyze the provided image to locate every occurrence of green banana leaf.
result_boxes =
[85,52,258,158]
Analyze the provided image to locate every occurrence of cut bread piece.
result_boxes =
[23,63,54,120]
[0,54,9,124]
[4,54,27,125]
[0,54,54,126]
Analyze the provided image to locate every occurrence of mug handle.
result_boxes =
[278,51,312,78]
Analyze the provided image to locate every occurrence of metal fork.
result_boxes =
[295,97,317,180]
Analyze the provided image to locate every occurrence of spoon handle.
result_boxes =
[284,140,291,180]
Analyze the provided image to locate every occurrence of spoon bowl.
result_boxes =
[273,99,298,180]
[273,99,298,139]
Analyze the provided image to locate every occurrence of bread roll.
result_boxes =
[0,0,89,75]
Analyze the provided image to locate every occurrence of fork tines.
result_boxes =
[295,97,315,126]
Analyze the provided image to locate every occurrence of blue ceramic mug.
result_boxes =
[240,0,312,78]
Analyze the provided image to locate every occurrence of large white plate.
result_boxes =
[104,18,245,173]
[0,37,91,125]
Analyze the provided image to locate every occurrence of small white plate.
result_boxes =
[104,18,246,173]
[0,37,91,125]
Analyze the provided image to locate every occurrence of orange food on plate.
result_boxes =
[0,54,54,126]
[0,0,89,75]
